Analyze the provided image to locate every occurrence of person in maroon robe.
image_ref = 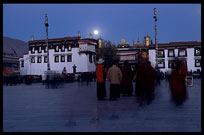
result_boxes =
[170,58,188,105]
[134,53,156,105]
[120,61,133,96]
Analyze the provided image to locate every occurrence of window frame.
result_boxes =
[157,59,165,68]
[168,49,175,57]
[195,59,201,67]
[44,56,48,63]
[157,49,165,58]
[61,55,65,62]
[61,45,65,52]
[31,47,35,54]
[55,45,59,52]
[37,56,42,63]
[31,57,35,63]
[67,55,72,62]
[38,46,42,53]
[54,55,59,63]
[194,47,201,56]
[178,48,187,57]
[68,45,72,51]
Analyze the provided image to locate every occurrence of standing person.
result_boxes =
[170,58,188,105]
[107,60,122,101]
[120,61,133,96]
[96,58,107,100]
[133,53,156,105]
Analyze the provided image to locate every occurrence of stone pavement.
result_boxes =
[3,79,201,132]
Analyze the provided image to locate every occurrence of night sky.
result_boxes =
[3,4,201,44]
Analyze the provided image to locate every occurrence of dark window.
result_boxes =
[168,49,175,57]
[37,57,42,63]
[67,55,72,62]
[21,60,24,67]
[195,59,201,67]
[44,56,48,63]
[89,54,93,63]
[178,48,187,57]
[68,45,72,51]
[61,55,65,62]
[44,46,48,53]
[61,45,65,52]
[31,47,35,54]
[38,46,42,53]
[158,49,165,58]
[158,60,165,68]
[31,57,35,63]
[55,56,59,62]
[55,45,59,52]
[194,47,201,56]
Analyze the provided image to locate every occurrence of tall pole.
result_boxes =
[154,8,158,67]
[45,14,50,71]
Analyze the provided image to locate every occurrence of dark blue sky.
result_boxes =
[3,4,201,44]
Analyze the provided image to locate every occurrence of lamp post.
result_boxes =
[154,8,158,68]
[45,14,50,71]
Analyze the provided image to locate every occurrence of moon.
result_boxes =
[93,29,99,35]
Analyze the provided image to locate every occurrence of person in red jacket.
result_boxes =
[96,58,107,100]
[170,57,188,105]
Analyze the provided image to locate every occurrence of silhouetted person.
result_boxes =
[134,56,156,105]
[96,58,107,100]
[120,61,133,96]
[107,60,122,101]
[170,58,188,105]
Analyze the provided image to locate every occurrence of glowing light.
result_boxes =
[93,29,99,35]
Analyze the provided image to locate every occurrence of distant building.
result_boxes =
[116,36,201,73]
[19,34,98,76]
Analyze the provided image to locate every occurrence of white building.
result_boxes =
[19,35,98,76]
[116,37,201,73]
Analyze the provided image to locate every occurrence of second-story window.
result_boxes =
[38,46,42,53]
[68,45,72,51]
[61,45,65,52]
[178,48,187,57]
[55,45,59,52]
[158,49,165,58]
[194,47,201,56]
[168,49,175,57]
[31,47,34,53]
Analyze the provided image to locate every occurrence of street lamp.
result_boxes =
[45,14,50,71]
[154,8,158,68]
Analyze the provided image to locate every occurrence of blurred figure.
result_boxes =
[107,60,122,101]
[155,66,161,86]
[96,58,107,100]
[134,53,156,105]
[170,58,188,105]
[120,61,133,96]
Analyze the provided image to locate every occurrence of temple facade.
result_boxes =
[19,34,98,76]
[116,36,201,73]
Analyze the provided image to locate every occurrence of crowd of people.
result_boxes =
[96,54,189,106]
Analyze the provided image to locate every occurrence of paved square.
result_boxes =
[3,79,201,132]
